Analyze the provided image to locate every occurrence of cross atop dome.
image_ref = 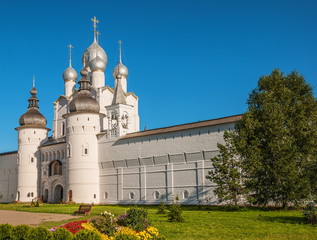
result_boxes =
[91,16,99,42]
[68,44,74,67]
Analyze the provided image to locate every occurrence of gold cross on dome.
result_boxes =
[91,16,99,42]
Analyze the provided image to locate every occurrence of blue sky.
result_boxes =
[0,0,316,152]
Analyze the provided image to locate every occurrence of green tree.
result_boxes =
[235,69,317,207]
[207,131,245,206]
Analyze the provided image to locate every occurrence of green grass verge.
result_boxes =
[0,204,316,239]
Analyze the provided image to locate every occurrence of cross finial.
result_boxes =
[96,31,101,43]
[68,44,74,67]
[32,75,35,88]
[91,16,99,42]
[118,40,122,63]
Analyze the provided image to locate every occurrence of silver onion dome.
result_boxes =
[19,87,47,127]
[62,66,78,82]
[89,56,106,72]
[112,62,128,79]
[82,42,108,66]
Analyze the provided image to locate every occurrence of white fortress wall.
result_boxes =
[98,122,235,204]
[0,152,18,203]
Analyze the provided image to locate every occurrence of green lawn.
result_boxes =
[0,204,316,239]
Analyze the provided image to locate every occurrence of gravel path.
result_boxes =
[0,210,80,226]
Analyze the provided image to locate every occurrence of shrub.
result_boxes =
[167,198,184,222]
[91,211,117,236]
[0,224,14,240]
[12,224,32,240]
[303,202,317,225]
[122,206,149,231]
[28,226,53,240]
[53,227,73,240]
[156,201,167,214]
[73,230,102,240]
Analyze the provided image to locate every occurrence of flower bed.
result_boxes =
[48,207,165,240]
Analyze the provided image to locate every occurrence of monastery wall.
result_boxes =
[0,152,18,203]
[98,122,234,204]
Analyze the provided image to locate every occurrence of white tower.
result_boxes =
[63,69,104,203]
[15,84,48,202]
[62,44,78,97]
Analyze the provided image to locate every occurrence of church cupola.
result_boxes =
[83,16,107,89]
[112,40,128,92]
[19,83,47,128]
[62,44,78,97]
[69,71,100,113]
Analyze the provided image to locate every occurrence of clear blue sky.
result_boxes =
[0,0,316,152]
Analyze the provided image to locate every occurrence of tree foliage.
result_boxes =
[207,131,245,205]
[207,69,317,208]
[235,69,317,207]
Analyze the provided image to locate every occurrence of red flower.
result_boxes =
[58,220,88,234]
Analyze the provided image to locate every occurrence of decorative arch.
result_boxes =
[48,160,62,176]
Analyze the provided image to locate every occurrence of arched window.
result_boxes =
[129,192,135,200]
[153,191,160,200]
[49,160,62,176]
[183,190,189,199]
[104,191,109,199]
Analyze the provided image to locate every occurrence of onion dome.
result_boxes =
[19,87,47,127]
[82,41,108,66]
[69,76,100,113]
[112,62,128,79]
[62,66,78,82]
[89,55,106,72]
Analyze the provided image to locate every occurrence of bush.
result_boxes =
[303,202,317,225]
[122,206,149,231]
[91,211,117,236]
[167,199,184,222]
[73,230,101,240]
[0,224,14,240]
[28,226,53,240]
[12,224,32,240]
[156,201,167,214]
[53,227,73,240]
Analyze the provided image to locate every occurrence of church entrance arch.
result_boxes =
[53,185,63,203]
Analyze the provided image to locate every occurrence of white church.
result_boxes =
[0,18,241,204]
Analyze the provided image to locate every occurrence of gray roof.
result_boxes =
[112,79,127,105]
[120,114,242,140]
[40,137,66,147]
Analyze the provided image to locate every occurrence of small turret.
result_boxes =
[62,44,78,97]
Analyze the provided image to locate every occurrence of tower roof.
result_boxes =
[112,76,127,105]
[18,85,47,128]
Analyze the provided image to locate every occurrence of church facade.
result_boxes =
[0,19,241,204]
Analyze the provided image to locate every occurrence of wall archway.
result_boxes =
[53,185,63,203]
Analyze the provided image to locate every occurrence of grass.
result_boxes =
[1,204,317,239]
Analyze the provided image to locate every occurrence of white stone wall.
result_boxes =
[0,152,18,203]
[98,123,234,204]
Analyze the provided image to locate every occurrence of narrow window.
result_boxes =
[31,157,34,163]
[104,191,108,199]
[183,190,189,199]
[129,192,135,200]
[153,191,160,200]
[84,148,88,154]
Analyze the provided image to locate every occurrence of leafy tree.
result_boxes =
[235,69,317,207]
[206,131,245,206]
